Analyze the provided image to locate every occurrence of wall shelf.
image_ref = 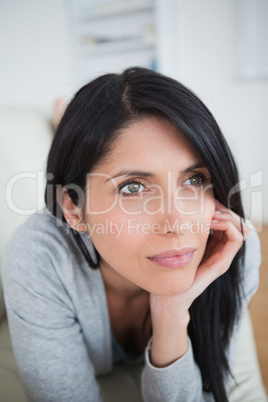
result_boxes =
[77,1,155,20]
[81,37,155,56]
[68,0,163,84]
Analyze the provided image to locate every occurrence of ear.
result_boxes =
[56,187,85,232]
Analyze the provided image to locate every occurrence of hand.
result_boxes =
[149,200,250,366]
[191,199,250,301]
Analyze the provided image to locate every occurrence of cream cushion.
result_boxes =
[0,106,52,400]
[0,107,52,320]
[229,309,267,401]
[0,107,52,261]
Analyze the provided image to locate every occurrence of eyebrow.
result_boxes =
[105,162,207,183]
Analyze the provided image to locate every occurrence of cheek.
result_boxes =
[175,187,215,217]
[178,191,215,239]
[199,194,215,250]
[188,192,215,257]
[85,210,142,261]
[195,188,215,222]
[202,191,216,221]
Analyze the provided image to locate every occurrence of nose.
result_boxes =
[159,210,192,236]
[156,187,192,236]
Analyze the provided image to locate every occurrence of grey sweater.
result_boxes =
[1,209,261,402]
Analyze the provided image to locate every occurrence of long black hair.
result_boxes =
[45,67,245,401]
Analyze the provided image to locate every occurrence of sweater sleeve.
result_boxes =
[141,222,261,402]
[240,222,261,306]
[142,337,213,402]
[1,218,103,402]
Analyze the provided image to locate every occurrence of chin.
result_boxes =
[150,273,196,296]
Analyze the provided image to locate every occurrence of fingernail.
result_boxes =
[212,219,219,223]
[215,210,222,214]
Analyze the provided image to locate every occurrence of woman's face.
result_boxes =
[83,118,216,296]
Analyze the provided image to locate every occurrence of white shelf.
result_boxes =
[68,0,160,81]
[77,1,154,20]
[81,37,156,56]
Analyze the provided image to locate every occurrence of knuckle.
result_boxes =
[236,232,244,244]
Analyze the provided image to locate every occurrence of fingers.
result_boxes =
[170,200,250,306]
[211,216,243,243]
[209,219,244,264]
[193,202,249,294]
[192,219,243,296]
[212,199,250,241]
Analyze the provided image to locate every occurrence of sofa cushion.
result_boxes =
[0,282,4,322]
[0,319,27,401]
[0,107,52,318]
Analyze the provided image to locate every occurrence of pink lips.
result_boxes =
[148,247,196,269]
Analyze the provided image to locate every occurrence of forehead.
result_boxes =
[102,117,200,168]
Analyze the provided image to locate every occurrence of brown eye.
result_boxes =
[183,174,206,186]
[190,175,201,185]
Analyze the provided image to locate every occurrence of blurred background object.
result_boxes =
[51,98,68,131]
[69,0,158,81]
[234,0,268,79]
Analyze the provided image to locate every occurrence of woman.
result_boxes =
[1,67,263,401]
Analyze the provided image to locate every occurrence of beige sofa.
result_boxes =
[0,107,267,401]
[0,107,52,401]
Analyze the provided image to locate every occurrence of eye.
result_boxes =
[118,180,147,197]
[183,173,208,186]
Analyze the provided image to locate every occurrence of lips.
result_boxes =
[147,247,196,269]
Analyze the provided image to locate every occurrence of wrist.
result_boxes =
[151,308,190,331]
[150,311,190,368]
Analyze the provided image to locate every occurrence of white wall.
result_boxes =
[0,0,267,224]
[0,0,74,113]
[160,0,268,226]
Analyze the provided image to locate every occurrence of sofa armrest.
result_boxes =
[0,278,5,321]
[229,308,267,401]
